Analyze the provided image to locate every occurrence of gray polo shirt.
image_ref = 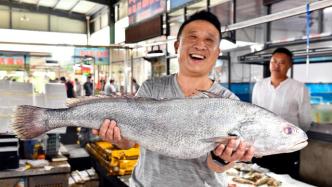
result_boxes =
[131,74,238,187]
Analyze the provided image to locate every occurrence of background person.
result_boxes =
[60,76,75,98]
[83,75,93,96]
[251,47,312,179]
[74,78,82,97]
[105,79,117,96]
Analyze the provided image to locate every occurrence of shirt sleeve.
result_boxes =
[251,83,258,105]
[135,80,152,98]
[298,86,312,131]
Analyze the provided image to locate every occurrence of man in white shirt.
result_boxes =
[252,47,312,179]
[105,79,117,96]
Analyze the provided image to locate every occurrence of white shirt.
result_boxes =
[105,83,116,95]
[252,77,312,131]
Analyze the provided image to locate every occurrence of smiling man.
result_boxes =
[93,11,254,187]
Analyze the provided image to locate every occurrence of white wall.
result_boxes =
[114,17,128,44]
[294,63,332,83]
[0,29,87,45]
[89,26,110,45]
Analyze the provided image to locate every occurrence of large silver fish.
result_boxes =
[12,97,308,159]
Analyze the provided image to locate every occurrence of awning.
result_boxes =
[238,35,332,65]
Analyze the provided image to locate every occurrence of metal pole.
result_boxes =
[92,57,95,95]
[266,4,271,43]
[124,49,129,94]
[184,7,187,21]
[165,13,170,75]
[9,4,12,29]
[227,52,231,88]
[86,16,90,45]
[263,4,271,78]
[130,49,134,94]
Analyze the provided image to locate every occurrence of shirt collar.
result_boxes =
[173,73,216,98]
[268,77,290,89]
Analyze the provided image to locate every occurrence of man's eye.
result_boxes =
[190,35,197,39]
[206,39,215,44]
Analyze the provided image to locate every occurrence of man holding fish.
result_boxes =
[93,11,255,187]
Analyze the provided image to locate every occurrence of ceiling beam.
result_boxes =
[53,0,61,9]
[36,0,41,8]
[0,0,85,21]
[263,0,283,6]
[84,0,114,6]
[69,0,81,12]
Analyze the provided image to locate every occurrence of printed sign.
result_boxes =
[128,0,166,24]
[170,0,195,10]
[0,56,28,71]
[74,48,109,65]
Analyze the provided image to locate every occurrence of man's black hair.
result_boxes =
[176,10,222,41]
[272,47,293,63]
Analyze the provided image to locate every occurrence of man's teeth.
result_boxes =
[190,54,205,59]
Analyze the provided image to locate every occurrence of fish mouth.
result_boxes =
[255,140,309,157]
[290,140,308,151]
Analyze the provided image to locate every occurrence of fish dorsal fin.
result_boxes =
[66,95,117,107]
[65,95,160,107]
[196,90,225,98]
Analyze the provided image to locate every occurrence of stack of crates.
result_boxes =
[86,141,139,175]
[46,134,61,158]
[0,134,19,170]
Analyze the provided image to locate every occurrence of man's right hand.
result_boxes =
[92,119,135,149]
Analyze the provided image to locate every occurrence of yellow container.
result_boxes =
[312,104,332,124]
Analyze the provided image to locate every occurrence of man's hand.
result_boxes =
[207,139,255,172]
[92,119,135,149]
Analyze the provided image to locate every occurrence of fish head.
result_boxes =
[231,110,308,157]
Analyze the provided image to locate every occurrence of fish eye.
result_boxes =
[283,126,296,135]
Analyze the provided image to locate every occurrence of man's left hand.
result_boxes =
[207,139,255,172]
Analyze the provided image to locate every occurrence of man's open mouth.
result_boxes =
[189,53,206,60]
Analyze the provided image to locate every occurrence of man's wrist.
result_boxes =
[210,151,228,167]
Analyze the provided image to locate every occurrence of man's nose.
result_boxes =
[194,40,207,50]
[272,61,280,67]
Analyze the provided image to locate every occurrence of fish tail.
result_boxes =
[12,105,48,140]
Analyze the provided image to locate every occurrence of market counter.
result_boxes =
[0,160,71,187]
[307,123,332,142]
[300,123,332,187]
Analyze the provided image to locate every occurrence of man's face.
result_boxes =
[269,53,292,78]
[174,20,220,77]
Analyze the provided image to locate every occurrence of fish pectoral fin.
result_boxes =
[200,136,238,144]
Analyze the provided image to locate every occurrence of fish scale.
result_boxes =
[12,97,308,159]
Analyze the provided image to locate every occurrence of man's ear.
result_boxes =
[174,40,179,54]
